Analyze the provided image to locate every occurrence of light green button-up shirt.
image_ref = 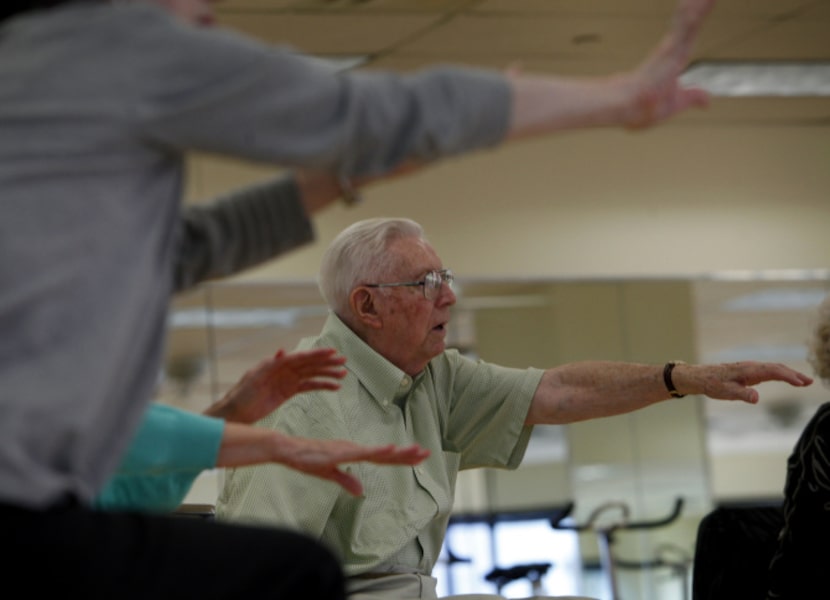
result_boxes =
[216,313,543,577]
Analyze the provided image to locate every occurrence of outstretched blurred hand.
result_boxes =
[270,436,431,496]
[620,0,716,129]
[217,426,431,497]
[207,348,347,424]
[506,0,718,138]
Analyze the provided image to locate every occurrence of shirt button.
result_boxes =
[400,376,411,388]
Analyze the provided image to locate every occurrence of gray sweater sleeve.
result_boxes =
[129,10,511,179]
[174,174,314,292]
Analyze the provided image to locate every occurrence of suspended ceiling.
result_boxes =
[214,0,830,127]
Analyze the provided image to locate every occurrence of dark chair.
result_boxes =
[485,562,551,595]
[173,503,216,520]
[691,504,783,600]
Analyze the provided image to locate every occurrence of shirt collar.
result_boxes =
[319,312,417,407]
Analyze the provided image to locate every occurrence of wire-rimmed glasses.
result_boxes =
[364,269,454,300]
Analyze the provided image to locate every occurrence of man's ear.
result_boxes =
[350,288,383,329]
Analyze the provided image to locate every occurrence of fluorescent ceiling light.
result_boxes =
[299,54,369,72]
[170,306,327,329]
[721,288,828,312]
[707,268,830,281]
[681,61,830,97]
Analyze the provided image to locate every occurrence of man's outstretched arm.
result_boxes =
[526,360,813,425]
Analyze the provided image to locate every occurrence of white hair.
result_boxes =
[318,217,425,317]
[808,293,830,385]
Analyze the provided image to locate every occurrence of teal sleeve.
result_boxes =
[94,404,224,512]
[94,470,204,513]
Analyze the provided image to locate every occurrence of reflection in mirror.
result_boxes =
[467,279,704,600]
[694,277,830,501]
[158,272,828,600]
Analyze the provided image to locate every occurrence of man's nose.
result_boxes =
[436,282,456,306]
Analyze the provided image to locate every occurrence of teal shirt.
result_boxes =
[217,312,543,577]
[95,404,224,513]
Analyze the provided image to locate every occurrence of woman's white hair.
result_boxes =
[318,217,425,318]
[808,293,830,385]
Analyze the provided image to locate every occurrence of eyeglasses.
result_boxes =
[364,269,454,300]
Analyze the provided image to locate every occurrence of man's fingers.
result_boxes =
[742,362,814,387]
[705,362,813,404]
[773,367,813,387]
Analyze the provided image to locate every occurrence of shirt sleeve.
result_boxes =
[437,351,544,470]
[174,173,314,292]
[93,404,224,512]
[94,470,203,513]
[128,8,512,178]
[115,404,224,474]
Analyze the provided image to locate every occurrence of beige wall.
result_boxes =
[188,123,830,281]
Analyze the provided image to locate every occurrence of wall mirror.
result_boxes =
[157,272,828,599]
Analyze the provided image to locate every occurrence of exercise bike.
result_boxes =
[551,497,685,600]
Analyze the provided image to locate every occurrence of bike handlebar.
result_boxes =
[550,497,684,533]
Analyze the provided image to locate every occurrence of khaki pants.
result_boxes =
[347,573,597,600]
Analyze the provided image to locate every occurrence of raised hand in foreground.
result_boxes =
[507,0,718,137]
[207,348,347,424]
[218,428,429,496]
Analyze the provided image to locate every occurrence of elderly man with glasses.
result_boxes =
[216,217,812,600]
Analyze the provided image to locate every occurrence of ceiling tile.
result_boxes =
[218,0,478,13]
[703,20,830,61]
[474,0,674,16]
[394,14,670,64]
[217,13,439,53]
